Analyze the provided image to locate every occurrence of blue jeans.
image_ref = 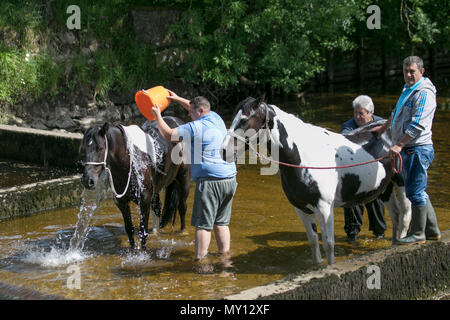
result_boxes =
[401,144,434,206]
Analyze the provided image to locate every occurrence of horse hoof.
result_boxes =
[124,246,138,254]
[178,229,189,236]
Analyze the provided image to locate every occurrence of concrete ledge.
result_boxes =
[225,230,449,300]
[0,174,83,221]
[0,124,82,168]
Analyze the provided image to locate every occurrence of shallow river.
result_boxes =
[0,93,448,299]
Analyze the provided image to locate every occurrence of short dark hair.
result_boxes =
[403,56,424,70]
[190,96,211,111]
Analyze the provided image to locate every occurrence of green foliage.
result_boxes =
[0,0,166,108]
[168,0,365,93]
[50,0,165,98]
[0,0,449,114]
[0,45,61,104]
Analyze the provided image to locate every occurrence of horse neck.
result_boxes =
[267,106,307,160]
[106,125,129,170]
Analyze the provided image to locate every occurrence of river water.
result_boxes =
[0,93,448,299]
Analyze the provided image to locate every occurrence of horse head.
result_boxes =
[80,122,110,189]
[221,94,273,163]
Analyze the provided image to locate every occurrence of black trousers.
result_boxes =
[344,198,386,238]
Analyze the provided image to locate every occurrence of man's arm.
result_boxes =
[167,90,191,111]
[151,105,178,142]
[389,133,413,157]
[390,90,432,157]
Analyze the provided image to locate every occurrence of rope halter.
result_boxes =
[83,134,132,198]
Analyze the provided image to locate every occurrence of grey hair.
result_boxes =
[403,56,424,70]
[352,95,374,113]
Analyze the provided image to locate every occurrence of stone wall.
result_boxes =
[0,175,83,221]
[0,125,86,220]
[225,230,449,300]
[0,124,82,168]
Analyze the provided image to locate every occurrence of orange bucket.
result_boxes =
[135,86,171,121]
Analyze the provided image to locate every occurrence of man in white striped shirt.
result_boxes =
[375,56,441,244]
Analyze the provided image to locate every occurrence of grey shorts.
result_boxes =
[191,177,238,230]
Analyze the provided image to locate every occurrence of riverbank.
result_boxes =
[225,230,449,300]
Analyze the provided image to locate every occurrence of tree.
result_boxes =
[168,0,365,94]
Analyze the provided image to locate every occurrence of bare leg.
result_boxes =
[213,225,230,254]
[195,228,211,260]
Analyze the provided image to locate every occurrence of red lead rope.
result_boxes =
[227,132,403,174]
[257,153,403,174]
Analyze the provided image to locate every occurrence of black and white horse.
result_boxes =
[221,96,411,265]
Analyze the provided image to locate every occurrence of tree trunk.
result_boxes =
[381,40,387,92]
[355,37,364,90]
[428,48,436,79]
[327,50,334,93]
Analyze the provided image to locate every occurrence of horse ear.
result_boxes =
[258,93,266,104]
[252,93,266,110]
[99,122,109,136]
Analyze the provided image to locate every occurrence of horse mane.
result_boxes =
[81,123,125,150]
[342,119,387,145]
[232,97,256,117]
[81,124,102,148]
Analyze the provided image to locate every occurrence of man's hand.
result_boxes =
[370,125,384,139]
[166,89,178,100]
[165,89,190,111]
[389,144,402,159]
[151,104,162,119]
[371,115,392,139]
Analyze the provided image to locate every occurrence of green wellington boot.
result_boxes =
[425,199,441,240]
[397,204,427,245]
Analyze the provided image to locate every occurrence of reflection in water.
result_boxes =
[0,93,448,299]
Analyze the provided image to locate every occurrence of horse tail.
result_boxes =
[160,182,180,229]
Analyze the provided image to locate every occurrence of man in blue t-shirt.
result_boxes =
[151,91,237,264]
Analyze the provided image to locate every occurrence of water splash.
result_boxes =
[120,250,154,269]
[158,239,194,247]
[69,172,108,252]
[124,125,167,199]
[156,246,173,259]
[22,246,92,267]
[18,174,108,268]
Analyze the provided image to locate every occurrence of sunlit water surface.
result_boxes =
[0,93,448,299]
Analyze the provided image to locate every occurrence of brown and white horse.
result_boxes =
[80,117,190,251]
[221,96,411,265]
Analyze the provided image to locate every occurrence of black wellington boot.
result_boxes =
[425,199,441,240]
[396,204,427,245]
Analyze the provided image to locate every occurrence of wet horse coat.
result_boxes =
[80,117,190,250]
[222,97,411,265]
